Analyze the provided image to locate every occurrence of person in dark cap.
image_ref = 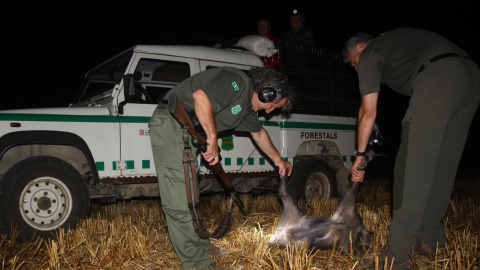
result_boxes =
[278,9,314,48]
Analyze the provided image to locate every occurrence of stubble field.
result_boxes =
[1,168,479,269]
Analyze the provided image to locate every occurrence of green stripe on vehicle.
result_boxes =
[119,116,152,123]
[1,114,355,130]
[126,160,134,169]
[279,121,356,130]
[142,160,150,169]
[0,113,118,122]
[0,113,150,123]
[96,162,105,171]
[219,157,269,167]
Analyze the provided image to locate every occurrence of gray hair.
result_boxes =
[249,67,296,113]
[342,32,373,63]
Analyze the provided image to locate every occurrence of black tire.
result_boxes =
[0,156,90,242]
[287,158,336,203]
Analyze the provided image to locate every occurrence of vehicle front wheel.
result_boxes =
[287,158,336,203]
[0,156,90,242]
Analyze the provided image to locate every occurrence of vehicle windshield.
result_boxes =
[72,49,133,105]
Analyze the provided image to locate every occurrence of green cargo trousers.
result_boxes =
[388,56,480,261]
[149,104,213,270]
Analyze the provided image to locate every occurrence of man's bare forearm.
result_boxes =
[251,128,282,163]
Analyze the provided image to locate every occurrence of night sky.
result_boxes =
[2,1,479,168]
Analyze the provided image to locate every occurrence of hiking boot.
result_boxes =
[414,239,435,257]
[201,262,225,270]
[207,245,228,258]
[363,250,413,270]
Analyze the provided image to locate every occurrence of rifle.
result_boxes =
[166,94,244,238]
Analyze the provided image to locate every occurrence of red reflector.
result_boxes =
[10,123,21,127]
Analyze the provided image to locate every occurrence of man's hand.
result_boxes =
[193,89,219,165]
[351,92,378,182]
[350,156,366,182]
[250,128,293,176]
[275,159,293,176]
[201,138,220,165]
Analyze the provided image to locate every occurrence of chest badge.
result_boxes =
[231,105,241,115]
[221,136,234,151]
[232,82,239,91]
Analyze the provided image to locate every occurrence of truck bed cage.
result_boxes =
[273,47,360,117]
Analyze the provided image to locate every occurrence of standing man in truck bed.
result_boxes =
[278,9,314,48]
[149,66,294,270]
[344,28,480,268]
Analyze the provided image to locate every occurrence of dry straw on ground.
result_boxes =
[1,175,479,269]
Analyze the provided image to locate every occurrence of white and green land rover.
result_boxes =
[0,44,367,240]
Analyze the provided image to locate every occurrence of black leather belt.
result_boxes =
[418,53,471,74]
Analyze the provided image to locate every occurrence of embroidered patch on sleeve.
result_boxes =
[231,105,242,114]
[232,82,240,91]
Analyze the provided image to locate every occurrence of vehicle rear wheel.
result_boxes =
[0,156,90,242]
[287,158,336,203]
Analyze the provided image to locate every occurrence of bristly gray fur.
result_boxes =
[269,175,371,253]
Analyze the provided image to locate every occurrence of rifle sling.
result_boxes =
[168,96,245,210]
[182,126,233,239]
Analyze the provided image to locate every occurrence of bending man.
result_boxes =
[149,66,294,270]
[344,28,480,268]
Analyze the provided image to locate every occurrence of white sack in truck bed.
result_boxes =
[236,35,278,57]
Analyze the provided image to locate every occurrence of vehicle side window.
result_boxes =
[134,59,191,103]
[75,50,133,104]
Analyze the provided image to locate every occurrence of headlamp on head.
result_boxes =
[291,9,303,16]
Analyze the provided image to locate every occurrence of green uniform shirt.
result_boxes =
[165,67,262,133]
[279,25,314,48]
[358,28,468,97]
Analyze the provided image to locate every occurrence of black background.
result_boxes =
[2,1,479,170]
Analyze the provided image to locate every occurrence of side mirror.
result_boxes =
[123,74,136,101]
[118,74,136,114]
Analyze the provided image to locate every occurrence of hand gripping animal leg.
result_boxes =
[268,174,305,247]
[269,174,371,253]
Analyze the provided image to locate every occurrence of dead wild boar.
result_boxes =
[269,174,371,253]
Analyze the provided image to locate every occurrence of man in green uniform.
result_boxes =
[343,28,480,269]
[149,66,294,270]
[278,9,314,48]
